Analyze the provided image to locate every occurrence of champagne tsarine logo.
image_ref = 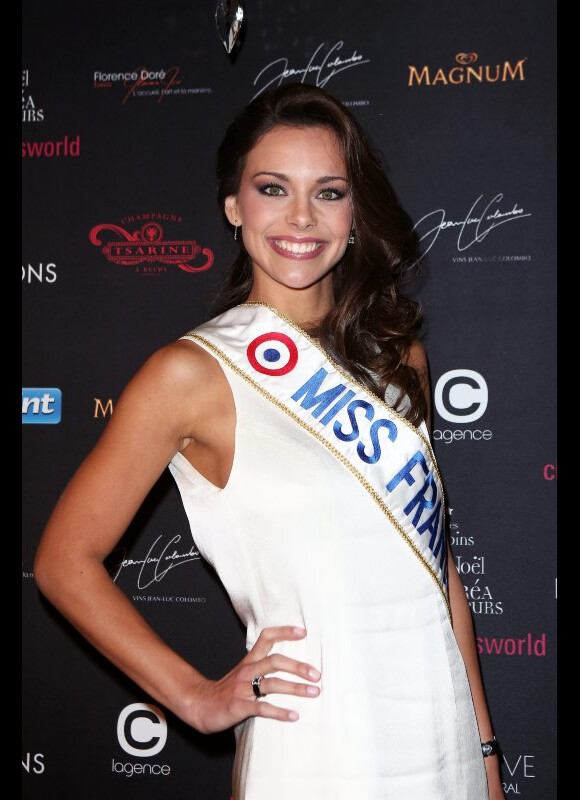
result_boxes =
[89,214,214,275]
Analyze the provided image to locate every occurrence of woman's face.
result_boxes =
[225,125,353,294]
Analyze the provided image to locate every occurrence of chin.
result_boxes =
[278,276,330,291]
[274,264,336,287]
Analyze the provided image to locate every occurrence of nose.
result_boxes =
[285,193,317,230]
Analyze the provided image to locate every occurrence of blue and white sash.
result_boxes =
[183,302,449,609]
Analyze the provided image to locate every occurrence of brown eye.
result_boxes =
[260,183,286,196]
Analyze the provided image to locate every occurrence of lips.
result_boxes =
[267,237,327,260]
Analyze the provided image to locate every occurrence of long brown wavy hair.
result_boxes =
[215,83,426,426]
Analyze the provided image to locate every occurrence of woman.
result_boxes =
[34,84,504,799]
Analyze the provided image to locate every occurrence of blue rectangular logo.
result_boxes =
[22,388,62,424]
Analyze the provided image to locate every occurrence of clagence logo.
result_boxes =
[113,703,171,778]
[22,388,62,424]
[89,213,214,275]
[117,703,167,757]
[434,369,487,423]
[408,52,526,87]
[433,370,491,443]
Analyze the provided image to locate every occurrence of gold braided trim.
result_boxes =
[183,331,451,617]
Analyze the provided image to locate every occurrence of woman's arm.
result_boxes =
[34,340,320,733]
[406,340,504,800]
[34,342,216,724]
[447,549,503,796]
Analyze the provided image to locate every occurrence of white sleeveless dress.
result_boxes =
[168,307,487,800]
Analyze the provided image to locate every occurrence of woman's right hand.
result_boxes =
[189,626,321,734]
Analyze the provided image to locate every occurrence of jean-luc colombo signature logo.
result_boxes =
[413,192,532,256]
[252,40,370,100]
[107,533,201,589]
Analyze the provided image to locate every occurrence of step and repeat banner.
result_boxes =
[22,1,556,797]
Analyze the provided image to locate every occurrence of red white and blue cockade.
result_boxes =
[246,332,299,376]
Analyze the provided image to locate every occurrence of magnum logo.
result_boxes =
[408,52,526,87]
[89,219,214,274]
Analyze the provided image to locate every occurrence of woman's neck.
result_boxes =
[246,281,335,329]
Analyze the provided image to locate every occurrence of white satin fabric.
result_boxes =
[168,324,487,800]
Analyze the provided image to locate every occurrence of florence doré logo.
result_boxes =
[93,66,212,104]
[408,52,527,87]
[89,213,214,275]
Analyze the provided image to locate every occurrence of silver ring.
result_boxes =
[252,675,266,699]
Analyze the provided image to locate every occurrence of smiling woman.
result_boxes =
[223,125,352,298]
[34,83,503,800]
[214,85,429,422]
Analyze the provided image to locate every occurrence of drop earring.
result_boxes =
[348,231,355,245]
[234,224,238,241]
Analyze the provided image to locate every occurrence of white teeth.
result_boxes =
[274,239,321,254]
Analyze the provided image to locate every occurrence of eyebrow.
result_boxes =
[251,171,348,183]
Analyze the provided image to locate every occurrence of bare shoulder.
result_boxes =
[133,337,225,397]
[404,339,429,373]
[404,339,432,431]
[108,336,229,445]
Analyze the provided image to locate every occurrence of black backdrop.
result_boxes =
[22,1,556,797]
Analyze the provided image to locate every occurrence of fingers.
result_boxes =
[247,626,321,684]
[193,626,322,733]
[252,652,321,683]
[243,626,322,720]
[250,625,307,660]
[256,675,320,698]
[241,699,300,723]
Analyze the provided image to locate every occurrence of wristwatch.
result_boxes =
[481,737,501,758]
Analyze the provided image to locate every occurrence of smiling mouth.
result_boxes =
[269,238,326,257]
